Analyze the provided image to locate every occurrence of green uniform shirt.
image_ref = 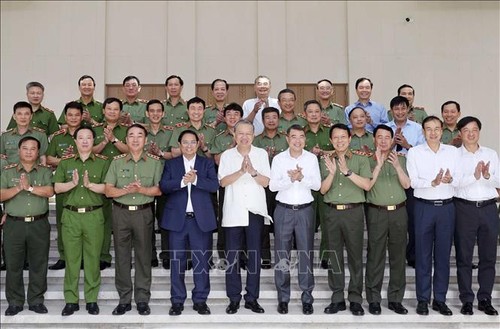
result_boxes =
[7,105,59,136]
[0,127,49,164]
[104,152,162,205]
[203,105,228,134]
[304,124,333,153]
[320,150,372,204]
[441,126,460,145]
[122,99,147,123]
[349,130,375,152]
[58,98,103,126]
[210,130,235,155]
[252,131,288,163]
[53,153,109,207]
[161,98,188,126]
[323,102,347,125]
[169,122,216,157]
[1,163,52,217]
[146,125,174,155]
[278,114,307,134]
[47,129,77,158]
[93,123,128,160]
[366,155,407,205]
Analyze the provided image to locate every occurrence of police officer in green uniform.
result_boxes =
[365,125,410,315]
[162,75,188,126]
[121,75,148,124]
[1,136,54,316]
[1,101,48,165]
[169,97,216,159]
[6,82,59,136]
[203,79,229,134]
[92,97,129,269]
[320,123,371,316]
[46,101,84,270]
[105,124,163,316]
[348,107,375,152]
[392,84,428,124]
[277,88,307,133]
[58,75,104,127]
[440,100,462,146]
[317,79,347,126]
[54,126,109,316]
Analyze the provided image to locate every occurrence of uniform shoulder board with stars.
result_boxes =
[138,99,148,103]
[333,103,344,108]
[120,122,131,127]
[175,122,188,128]
[297,113,306,119]
[95,154,108,160]
[3,163,17,170]
[163,125,174,131]
[50,128,67,139]
[113,153,127,160]
[396,152,407,157]
[42,106,54,113]
[61,154,76,161]
[92,122,104,128]
[32,126,46,134]
[203,123,216,130]
[352,149,372,157]
[161,99,168,103]
[147,153,160,160]
[39,163,53,168]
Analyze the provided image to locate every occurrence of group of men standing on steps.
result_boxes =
[1,74,498,319]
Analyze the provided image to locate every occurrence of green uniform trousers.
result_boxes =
[365,206,407,303]
[100,198,112,263]
[4,215,50,306]
[62,208,104,303]
[55,193,66,260]
[313,191,328,261]
[112,205,153,304]
[324,205,364,304]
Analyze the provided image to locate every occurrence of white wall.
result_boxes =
[1,1,498,151]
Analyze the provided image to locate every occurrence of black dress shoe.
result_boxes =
[61,303,80,316]
[324,301,346,314]
[5,305,23,316]
[0,263,6,271]
[162,259,170,270]
[302,303,313,315]
[388,302,408,314]
[320,259,328,269]
[86,302,99,315]
[432,300,452,316]
[261,260,272,269]
[245,300,265,313]
[478,299,498,316]
[368,302,381,315]
[460,302,473,315]
[277,302,288,314]
[169,303,184,316]
[151,258,159,267]
[416,301,429,315]
[193,302,211,315]
[112,303,131,315]
[137,302,151,315]
[349,302,365,316]
[226,301,240,314]
[100,261,111,270]
[29,303,48,314]
[49,259,66,270]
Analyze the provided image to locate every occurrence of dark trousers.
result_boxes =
[225,212,264,303]
[153,195,169,261]
[216,187,226,260]
[112,205,153,304]
[169,214,212,304]
[414,199,455,303]
[405,188,416,264]
[4,216,50,306]
[455,200,498,303]
[263,187,277,263]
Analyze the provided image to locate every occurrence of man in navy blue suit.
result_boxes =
[160,130,219,316]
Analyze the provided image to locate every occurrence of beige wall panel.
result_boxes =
[286,1,349,84]
[105,1,168,84]
[195,2,258,85]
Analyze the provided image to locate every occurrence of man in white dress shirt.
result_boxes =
[269,124,321,315]
[242,75,280,136]
[454,116,499,316]
[407,116,460,316]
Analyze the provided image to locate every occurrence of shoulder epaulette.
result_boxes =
[61,154,76,160]
[297,113,306,119]
[161,99,167,103]
[203,123,216,130]
[396,152,406,157]
[215,130,227,137]
[3,128,15,133]
[92,123,104,128]
[333,102,344,108]
[39,163,53,168]
[95,154,108,160]
[120,122,131,127]
[175,122,188,128]
[50,128,67,139]
[113,153,127,160]
[147,153,160,160]
[352,149,373,157]
[163,125,174,131]
[32,127,46,134]
[42,106,54,113]
[138,99,148,103]
[3,163,17,170]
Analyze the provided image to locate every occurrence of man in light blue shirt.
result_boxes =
[344,77,388,133]
[386,96,425,155]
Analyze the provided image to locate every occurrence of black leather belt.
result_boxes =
[185,212,195,219]
[64,205,102,213]
[7,212,48,222]
[326,203,362,210]
[367,201,406,211]
[113,201,153,211]
[277,201,313,210]
[415,198,453,206]
[454,197,497,208]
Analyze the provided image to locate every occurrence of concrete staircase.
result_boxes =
[1,202,499,329]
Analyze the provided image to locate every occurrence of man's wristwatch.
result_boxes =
[27,186,34,192]
[343,170,353,177]
[111,138,118,144]
[251,171,258,177]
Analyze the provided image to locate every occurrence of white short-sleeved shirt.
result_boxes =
[242,97,280,136]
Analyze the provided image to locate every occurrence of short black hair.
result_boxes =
[316,79,333,87]
[18,136,40,150]
[78,75,96,86]
[441,100,461,113]
[457,116,482,131]
[355,77,373,89]
[422,115,443,129]
[127,123,148,137]
[64,101,84,115]
[165,75,184,86]
[373,124,394,138]
[123,75,140,85]
[146,99,164,112]
[187,96,206,109]
[74,126,96,139]
[390,96,409,109]
[303,99,321,112]
[287,124,304,135]
[397,84,414,95]
[13,101,33,113]
[26,81,45,92]
[211,78,228,90]
[329,123,350,138]
[178,129,199,143]
[224,102,243,117]
[278,88,296,101]
[348,106,365,119]
[261,106,280,120]
[103,97,123,111]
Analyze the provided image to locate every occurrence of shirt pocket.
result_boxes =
[116,169,133,187]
